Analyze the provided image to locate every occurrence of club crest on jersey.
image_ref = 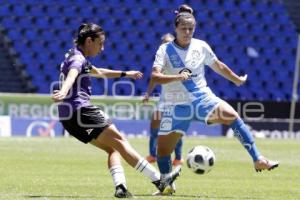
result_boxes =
[160,117,172,131]
[191,50,200,59]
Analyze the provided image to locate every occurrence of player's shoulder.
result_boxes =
[66,48,86,63]
[191,38,210,47]
[158,41,170,50]
[155,42,172,56]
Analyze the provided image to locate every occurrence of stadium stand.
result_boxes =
[0,0,297,100]
[0,25,34,92]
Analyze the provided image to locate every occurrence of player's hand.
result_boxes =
[179,71,191,81]
[142,93,150,104]
[52,90,66,102]
[235,74,248,86]
[126,71,143,79]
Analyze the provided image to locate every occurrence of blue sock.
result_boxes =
[157,155,172,174]
[149,128,158,157]
[175,138,183,160]
[229,118,260,161]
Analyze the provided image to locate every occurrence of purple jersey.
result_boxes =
[58,47,93,119]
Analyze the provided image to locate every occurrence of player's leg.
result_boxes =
[75,105,161,189]
[61,107,134,198]
[157,132,182,174]
[207,101,279,171]
[155,132,182,195]
[157,104,191,175]
[148,109,184,166]
[94,124,161,182]
[90,140,132,198]
[154,104,191,195]
[173,138,184,166]
[147,110,161,163]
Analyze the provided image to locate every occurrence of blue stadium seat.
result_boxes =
[240,0,255,11]
[145,8,160,20]
[23,0,41,5]
[228,11,245,23]
[45,5,60,17]
[255,1,270,12]
[61,5,78,17]
[35,16,51,29]
[51,17,66,29]
[18,16,35,28]
[30,4,45,16]
[197,9,209,21]
[223,0,238,11]
[212,11,226,23]
[24,29,39,40]
[13,5,28,17]
[0,4,11,16]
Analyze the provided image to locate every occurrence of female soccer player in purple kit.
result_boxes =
[52,23,179,198]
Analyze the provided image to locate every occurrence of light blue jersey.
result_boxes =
[153,38,222,135]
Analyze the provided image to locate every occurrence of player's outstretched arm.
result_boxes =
[90,66,143,79]
[210,59,247,86]
[52,68,79,102]
[151,66,190,84]
[142,77,156,103]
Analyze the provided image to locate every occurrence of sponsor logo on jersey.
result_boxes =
[179,68,197,78]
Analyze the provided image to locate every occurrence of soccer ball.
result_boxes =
[186,145,215,174]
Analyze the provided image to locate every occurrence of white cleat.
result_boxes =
[254,156,279,172]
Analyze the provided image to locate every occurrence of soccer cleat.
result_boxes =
[114,184,134,198]
[146,155,157,163]
[152,166,181,195]
[152,183,176,196]
[254,156,279,172]
[172,158,184,166]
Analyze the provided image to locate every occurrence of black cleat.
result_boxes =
[114,184,134,198]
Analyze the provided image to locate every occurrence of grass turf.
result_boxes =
[0,137,299,199]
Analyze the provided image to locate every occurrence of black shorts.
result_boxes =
[61,105,112,143]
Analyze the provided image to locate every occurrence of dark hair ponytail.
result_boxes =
[74,23,105,45]
[176,4,193,14]
[174,4,195,26]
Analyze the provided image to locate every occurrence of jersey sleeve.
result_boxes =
[203,42,218,66]
[68,55,85,73]
[153,44,167,70]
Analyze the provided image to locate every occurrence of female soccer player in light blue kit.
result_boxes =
[151,4,279,194]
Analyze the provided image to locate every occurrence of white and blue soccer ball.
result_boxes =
[186,145,216,174]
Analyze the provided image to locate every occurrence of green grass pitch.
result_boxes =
[0,137,299,199]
